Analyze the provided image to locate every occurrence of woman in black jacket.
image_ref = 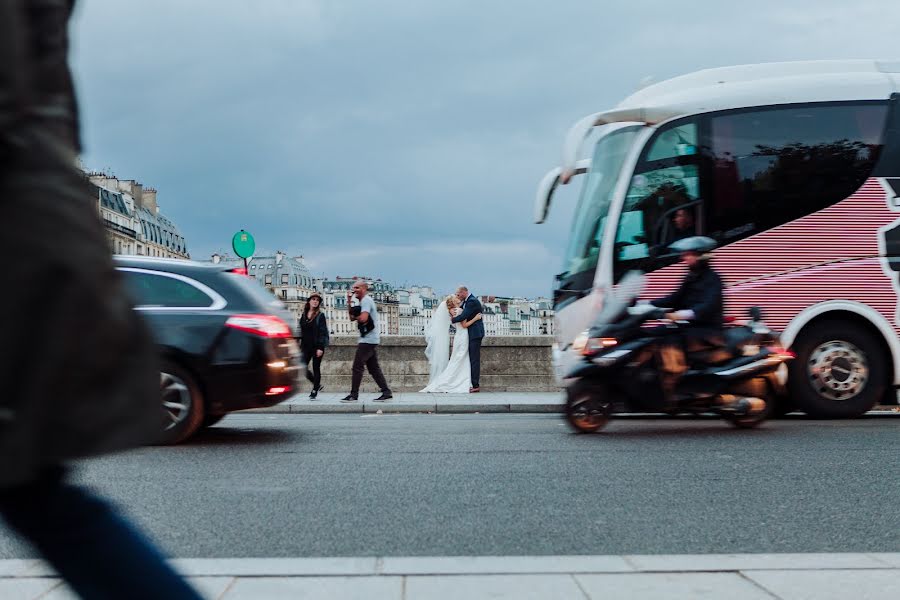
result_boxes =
[299,293,330,399]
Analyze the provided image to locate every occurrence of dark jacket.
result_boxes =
[1,0,81,151]
[299,311,330,352]
[652,261,724,329]
[1,0,159,488]
[452,294,486,340]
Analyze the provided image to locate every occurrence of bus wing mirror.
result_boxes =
[534,160,590,224]
[534,167,561,224]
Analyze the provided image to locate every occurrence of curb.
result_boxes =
[241,402,565,415]
[2,553,898,578]
[239,403,900,416]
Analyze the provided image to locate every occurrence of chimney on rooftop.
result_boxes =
[140,188,158,214]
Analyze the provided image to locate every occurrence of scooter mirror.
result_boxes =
[748,306,763,321]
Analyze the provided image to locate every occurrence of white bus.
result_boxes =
[536,60,900,417]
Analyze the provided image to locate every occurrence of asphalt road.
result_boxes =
[1,414,899,558]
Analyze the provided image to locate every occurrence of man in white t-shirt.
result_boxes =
[341,281,392,402]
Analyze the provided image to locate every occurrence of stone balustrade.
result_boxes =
[312,336,557,393]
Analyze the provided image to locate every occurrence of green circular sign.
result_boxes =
[232,230,255,259]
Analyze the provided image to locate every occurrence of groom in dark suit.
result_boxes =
[452,286,485,393]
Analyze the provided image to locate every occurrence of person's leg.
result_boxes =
[0,468,202,600]
[468,337,482,388]
[365,346,392,395]
[303,348,315,385]
[349,344,368,398]
[311,353,322,390]
[657,334,688,407]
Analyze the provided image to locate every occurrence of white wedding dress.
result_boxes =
[421,302,472,393]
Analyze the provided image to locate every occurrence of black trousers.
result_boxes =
[303,347,322,390]
[0,467,202,599]
[468,336,483,388]
[351,343,390,397]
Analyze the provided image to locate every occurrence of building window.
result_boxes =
[265,274,272,285]
[281,274,289,285]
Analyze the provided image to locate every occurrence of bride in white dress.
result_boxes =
[421,295,483,393]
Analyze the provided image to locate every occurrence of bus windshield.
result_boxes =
[561,126,641,283]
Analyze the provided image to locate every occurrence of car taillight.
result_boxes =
[266,386,291,396]
[226,314,292,338]
[229,267,249,276]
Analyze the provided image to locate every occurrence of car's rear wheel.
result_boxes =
[158,361,204,444]
[789,321,887,418]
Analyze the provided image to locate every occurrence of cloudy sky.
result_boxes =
[70,0,900,296]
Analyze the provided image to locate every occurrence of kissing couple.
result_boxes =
[421,286,485,394]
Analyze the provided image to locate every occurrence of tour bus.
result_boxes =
[535,60,900,418]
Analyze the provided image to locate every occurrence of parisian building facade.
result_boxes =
[88,172,190,259]
[200,253,554,337]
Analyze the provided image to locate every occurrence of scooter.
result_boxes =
[563,272,794,433]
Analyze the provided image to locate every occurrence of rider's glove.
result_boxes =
[669,310,695,321]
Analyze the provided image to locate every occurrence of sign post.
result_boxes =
[231,230,255,271]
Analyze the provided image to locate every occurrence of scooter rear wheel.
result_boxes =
[565,384,612,433]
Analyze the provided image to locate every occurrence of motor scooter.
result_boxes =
[564,272,794,433]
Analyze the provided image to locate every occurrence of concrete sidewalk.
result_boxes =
[2,553,899,599]
[244,392,565,414]
[242,392,900,415]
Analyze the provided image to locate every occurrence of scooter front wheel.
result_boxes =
[565,384,612,433]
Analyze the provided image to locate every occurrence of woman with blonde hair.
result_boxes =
[421,294,483,393]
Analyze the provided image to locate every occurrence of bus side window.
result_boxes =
[705,103,888,243]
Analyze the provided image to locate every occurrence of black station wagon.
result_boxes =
[116,257,301,443]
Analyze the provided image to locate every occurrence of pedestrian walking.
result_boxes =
[341,281,393,402]
[0,2,201,598]
[300,293,329,399]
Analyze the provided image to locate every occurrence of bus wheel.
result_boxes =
[789,321,887,418]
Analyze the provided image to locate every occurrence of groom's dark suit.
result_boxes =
[452,294,485,389]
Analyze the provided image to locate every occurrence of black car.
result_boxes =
[115,257,301,444]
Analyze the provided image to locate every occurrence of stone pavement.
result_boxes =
[2,553,899,599]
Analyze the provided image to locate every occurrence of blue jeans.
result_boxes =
[0,467,202,600]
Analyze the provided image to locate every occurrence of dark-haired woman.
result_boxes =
[300,294,329,399]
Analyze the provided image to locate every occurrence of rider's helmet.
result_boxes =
[667,235,716,256]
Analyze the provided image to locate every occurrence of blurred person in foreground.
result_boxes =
[0,1,202,598]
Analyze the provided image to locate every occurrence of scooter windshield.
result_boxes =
[593,270,645,328]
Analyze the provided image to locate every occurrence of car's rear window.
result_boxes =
[121,270,215,308]
[224,272,287,312]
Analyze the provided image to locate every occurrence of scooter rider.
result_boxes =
[648,236,724,406]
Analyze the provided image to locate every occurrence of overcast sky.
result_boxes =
[70,0,900,297]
